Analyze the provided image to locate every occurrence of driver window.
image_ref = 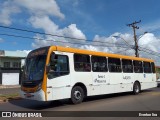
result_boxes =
[48,54,69,79]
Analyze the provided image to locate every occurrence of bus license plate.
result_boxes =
[25,93,32,98]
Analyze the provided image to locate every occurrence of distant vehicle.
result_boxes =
[157,79,160,87]
[20,46,157,104]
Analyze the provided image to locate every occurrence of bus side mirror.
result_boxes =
[46,64,51,74]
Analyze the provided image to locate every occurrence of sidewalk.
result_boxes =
[0,85,20,89]
[0,85,21,103]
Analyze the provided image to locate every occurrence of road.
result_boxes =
[0,87,160,120]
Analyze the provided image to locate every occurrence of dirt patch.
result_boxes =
[0,93,21,102]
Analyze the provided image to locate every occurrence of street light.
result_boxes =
[112,35,134,49]
[112,32,148,56]
[137,31,148,41]
[111,35,134,55]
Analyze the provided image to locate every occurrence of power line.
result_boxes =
[1,33,160,59]
[0,25,85,40]
[0,25,159,57]
[139,46,160,55]
[112,36,131,47]
[0,25,126,46]
[0,33,131,49]
[0,32,159,56]
[116,48,134,54]
[140,49,160,57]
[112,35,160,55]
[139,40,160,46]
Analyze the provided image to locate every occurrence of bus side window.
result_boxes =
[151,62,156,73]
[74,54,91,72]
[91,56,108,72]
[133,61,143,73]
[108,58,122,72]
[48,54,69,79]
[143,62,152,73]
[122,59,133,73]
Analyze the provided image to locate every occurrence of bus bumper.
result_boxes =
[20,89,46,101]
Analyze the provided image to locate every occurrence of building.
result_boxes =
[0,50,28,85]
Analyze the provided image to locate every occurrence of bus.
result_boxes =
[20,46,157,104]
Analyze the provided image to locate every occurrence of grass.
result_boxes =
[0,93,20,101]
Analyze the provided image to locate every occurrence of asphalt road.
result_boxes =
[0,87,160,120]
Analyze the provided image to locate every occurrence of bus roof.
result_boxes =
[49,46,154,63]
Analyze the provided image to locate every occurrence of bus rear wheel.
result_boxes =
[133,82,141,95]
[71,86,84,104]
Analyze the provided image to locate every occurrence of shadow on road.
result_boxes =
[8,88,156,110]
[8,99,69,110]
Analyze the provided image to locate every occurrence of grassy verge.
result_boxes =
[0,93,20,101]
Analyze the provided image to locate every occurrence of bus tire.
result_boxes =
[133,82,141,95]
[71,86,84,104]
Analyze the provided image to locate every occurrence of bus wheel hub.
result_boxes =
[74,91,81,100]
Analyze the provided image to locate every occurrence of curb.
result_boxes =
[0,85,20,89]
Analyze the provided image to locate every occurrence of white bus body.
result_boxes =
[20,46,157,104]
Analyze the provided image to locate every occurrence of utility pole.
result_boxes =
[127,20,141,57]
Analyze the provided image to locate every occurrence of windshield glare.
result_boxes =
[25,55,46,81]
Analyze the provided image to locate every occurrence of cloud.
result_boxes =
[14,0,65,19]
[139,33,160,52]
[0,0,64,26]
[0,1,21,26]
[31,23,87,48]
[91,33,135,55]
[62,24,86,40]
[80,45,99,51]
[29,15,59,34]
[29,15,86,48]
[29,15,86,40]
[0,0,86,49]
[17,50,31,54]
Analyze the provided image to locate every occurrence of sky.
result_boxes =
[0,0,160,65]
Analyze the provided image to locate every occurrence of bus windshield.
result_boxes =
[25,55,46,81]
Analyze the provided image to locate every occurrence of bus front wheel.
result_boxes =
[71,86,84,104]
[133,82,141,95]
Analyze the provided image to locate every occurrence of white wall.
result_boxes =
[2,73,19,85]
